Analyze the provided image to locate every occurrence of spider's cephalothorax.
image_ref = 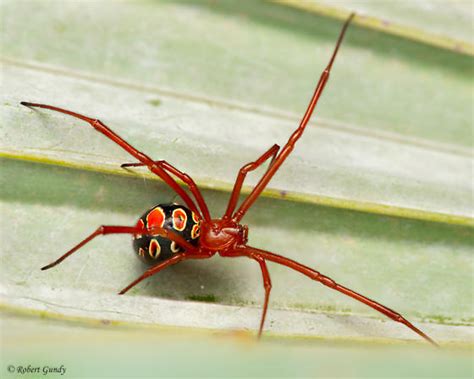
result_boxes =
[133,203,201,264]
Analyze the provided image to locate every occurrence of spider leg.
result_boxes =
[233,14,355,222]
[41,225,197,270]
[121,159,210,221]
[20,102,201,217]
[118,252,187,295]
[233,245,438,346]
[254,255,272,338]
[220,249,272,337]
[118,251,214,295]
[223,144,279,219]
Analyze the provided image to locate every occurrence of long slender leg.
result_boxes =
[254,255,272,338]
[233,14,355,222]
[234,245,438,346]
[218,249,271,337]
[121,160,210,221]
[20,102,201,217]
[119,251,214,295]
[118,252,187,295]
[41,225,198,270]
[223,144,279,219]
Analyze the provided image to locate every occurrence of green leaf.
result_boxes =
[2,0,472,148]
[1,1,472,370]
[274,0,474,54]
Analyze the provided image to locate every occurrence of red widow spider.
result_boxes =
[21,14,437,346]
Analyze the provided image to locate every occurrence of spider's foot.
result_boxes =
[41,262,57,270]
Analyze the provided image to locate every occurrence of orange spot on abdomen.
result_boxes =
[146,207,166,229]
[172,208,187,231]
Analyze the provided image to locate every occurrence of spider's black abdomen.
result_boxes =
[132,203,201,264]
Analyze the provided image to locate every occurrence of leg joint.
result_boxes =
[91,119,103,129]
[319,275,336,288]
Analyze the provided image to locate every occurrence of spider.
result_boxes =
[21,14,437,346]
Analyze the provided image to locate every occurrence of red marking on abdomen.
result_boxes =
[134,219,145,239]
[172,208,187,231]
[191,223,201,239]
[149,239,161,259]
[146,207,165,230]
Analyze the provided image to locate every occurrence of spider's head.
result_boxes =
[200,220,248,251]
